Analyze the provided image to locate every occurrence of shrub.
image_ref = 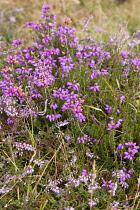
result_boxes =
[0,4,139,209]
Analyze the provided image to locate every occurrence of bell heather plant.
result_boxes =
[0,3,140,209]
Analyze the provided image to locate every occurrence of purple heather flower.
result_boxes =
[6,55,18,64]
[74,112,86,122]
[67,80,80,91]
[82,170,88,176]
[100,68,108,75]
[77,134,88,143]
[0,186,12,194]
[105,105,112,114]
[88,59,95,68]
[124,151,135,160]
[42,35,52,45]
[120,95,125,102]
[46,114,62,122]
[128,39,140,47]
[88,198,99,207]
[26,22,34,28]
[42,4,52,13]
[108,201,119,209]
[102,180,117,195]
[107,117,123,130]
[9,16,16,23]
[114,142,139,160]
[131,58,140,67]
[64,207,75,210]
[102,180,115,189]
[125,142,139,148]
[12,39,23,47]
[33,159,45,167]
[83,14,93,32]
[13,142,35,151]
[88,83,100,92]
[95,27,107,33]
[119,51,129,59]
[116,109,121,113]
[23,165,34,175]
[90,69,101,79]
[98,140,102,143]
[121,168,133,181]
[124,142,139,160]
[123,68,129,77]
[92,139,102,144]
[112,167,133,188]
[108,182,118,196]
[50,103,58,109]
[6,118,14,124]
[114,143,124,154]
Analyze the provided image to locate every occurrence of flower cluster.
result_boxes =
[12,39,23,47]
[53,86,86,122]
[77,134,89,143]
[13,142,35,151]
[107,117,123,130]
[124,142,139,160]
[102,180,118,196]
[0,1,113,127]
[114,142,139,160]
[112,167,133,188]
[105,104,112,114]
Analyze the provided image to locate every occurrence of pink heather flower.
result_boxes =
[12,39,23,47]
[23,165,34,175]
[95,27,107,33]
[100,68,108,75]
[42,35,52,44]
[0,186,12,194]
[119,51,129,59]
[114,142,139,160]
[42,4,52,13]
[77,134,88,143]
[107,117,123,130]
[112,167,133,188]
[88,198,99,207]
[13,142,35,151]
[124,142,139,160]
[64,207,75,210]
[46,114,62,122]
[108,201,119,209]
[7,118,14,124]
[120,95,125,102]
[105,105,112,114]
[50,103,58,109]
[124,151,133,160]
[33,159,45,167]
[88,83,100,92]
[6,55,18,64]
[67,80,80,91]
[90,69,100,79]
[114,143,124,154]
[82,170,88,176]
[9,16,16,22]
[102,180,115,189]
